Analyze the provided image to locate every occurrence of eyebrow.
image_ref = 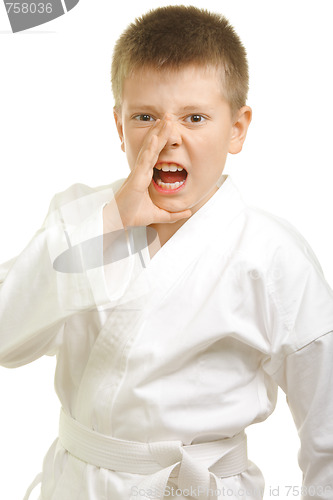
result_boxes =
[127,104,213,114]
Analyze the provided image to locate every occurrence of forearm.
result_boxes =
[0,183,127,367]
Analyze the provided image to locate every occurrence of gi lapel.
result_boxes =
[74,176,246,432]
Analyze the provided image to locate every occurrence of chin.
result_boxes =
[149,190,180,210]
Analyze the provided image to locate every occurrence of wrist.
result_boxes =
[103,199,124,234]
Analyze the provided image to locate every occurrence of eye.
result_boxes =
[185,114,205,123]
[133,114,155,122]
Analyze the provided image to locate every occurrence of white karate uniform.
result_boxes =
[1,175,332,500]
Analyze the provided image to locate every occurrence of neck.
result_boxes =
[147,182,223,257]
[148,217,189,258]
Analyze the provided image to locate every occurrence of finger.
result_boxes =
[131,128,169,190]
[130,124,161,180]
[154,118,173,154]
[131,134,159,186]
[137,118,163,156]
[137,120,173,174]
[130,119,173,193]
[136,118,172,168]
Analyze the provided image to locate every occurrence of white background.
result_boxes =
[0,0,332,498]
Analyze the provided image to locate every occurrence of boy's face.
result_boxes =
[114,64,251,215]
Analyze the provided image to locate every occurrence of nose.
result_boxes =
[162,114,182,148]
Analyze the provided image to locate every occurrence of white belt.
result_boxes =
[59,408,249,499]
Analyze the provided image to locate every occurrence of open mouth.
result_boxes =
[152,162,188,193]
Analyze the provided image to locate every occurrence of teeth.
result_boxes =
[155,163,184,172]
[164,165,178,172]
[156,179,185,189]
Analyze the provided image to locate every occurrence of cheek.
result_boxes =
[123,132,143,167]
[124,128,151,163]
[187,130,224,160]
[203,128,232,159]
[187,130,229,176]
[185,133,208,154]
[189,125,224,146]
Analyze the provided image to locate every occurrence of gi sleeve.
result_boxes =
[0,181,134,368]
[262,224,333,499]
[272,332,333,500]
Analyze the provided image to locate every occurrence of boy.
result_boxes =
[1,5,333,500]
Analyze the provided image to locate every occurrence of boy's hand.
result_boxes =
[104,117,192,231]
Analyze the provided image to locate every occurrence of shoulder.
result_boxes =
[237,204,322,274]
[216,178,317,270]
[219,180,333,354]
[238,206,333,354]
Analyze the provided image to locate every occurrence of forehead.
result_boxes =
[121,64,226,110]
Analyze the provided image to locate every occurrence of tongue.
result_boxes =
[159,170,187,183]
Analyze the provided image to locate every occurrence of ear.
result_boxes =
[113,107,125,152]
[229,106,252,155]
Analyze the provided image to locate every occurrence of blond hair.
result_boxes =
[111,5,249,113]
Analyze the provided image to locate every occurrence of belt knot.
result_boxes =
[59,409,248,500]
